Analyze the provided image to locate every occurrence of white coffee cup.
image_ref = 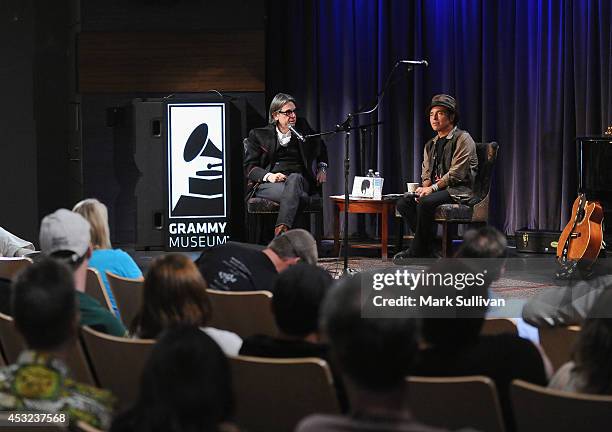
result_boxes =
[406,182,419,193]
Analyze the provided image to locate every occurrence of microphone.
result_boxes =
[288,124,306,142]
[399,59,429,67]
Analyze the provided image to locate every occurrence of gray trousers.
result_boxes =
[254,173,311,228]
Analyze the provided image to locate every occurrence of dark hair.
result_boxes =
[456,226,507,259]
[11,258,77,350]
[272,263,333,337]
[133,254,212,338]
[455,226,507,283]
[321,274,418,391]
[111,326,234,432]
[571,289,612,394]
[49,250,86,270]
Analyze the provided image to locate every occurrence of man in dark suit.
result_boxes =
[244,93,328,237]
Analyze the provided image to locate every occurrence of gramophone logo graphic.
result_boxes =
[168,104,226,218]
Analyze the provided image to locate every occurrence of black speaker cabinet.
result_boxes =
[515,229,561,254]
[113,98,165,249]
[113,96,246,250]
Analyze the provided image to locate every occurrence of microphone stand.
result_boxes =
[305,60,423,274]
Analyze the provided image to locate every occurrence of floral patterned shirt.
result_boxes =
[0,351,114,429]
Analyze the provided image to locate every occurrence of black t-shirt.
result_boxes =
[240,334,329,359]
[413,333,547,431]
[195,242,278,292]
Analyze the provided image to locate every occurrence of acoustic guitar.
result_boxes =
[557,194,604,269]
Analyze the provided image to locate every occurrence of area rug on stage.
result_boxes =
[318,257,562,301]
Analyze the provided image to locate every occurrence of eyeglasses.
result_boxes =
[278,109,298,117]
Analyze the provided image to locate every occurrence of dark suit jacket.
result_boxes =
[243,118,328,196]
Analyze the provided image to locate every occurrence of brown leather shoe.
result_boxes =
[274,224,289,237]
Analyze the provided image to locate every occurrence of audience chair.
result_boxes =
[481,318,518,336]
[539,325,580,372]
[80,326,154,411]
[106,271,144,328]
[230,355,340,432]
[206,289,278,338]
[511,379,612,432]
[407,375,505,432]
[0,312,96,385]
[433,141,499,257]
[0,257,32,280]
[85,268,114,314]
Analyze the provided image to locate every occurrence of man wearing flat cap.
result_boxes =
[394,94,478,259]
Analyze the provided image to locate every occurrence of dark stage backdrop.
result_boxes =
[266,0,611,236]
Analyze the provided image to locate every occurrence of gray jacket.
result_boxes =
[421,127,478,203]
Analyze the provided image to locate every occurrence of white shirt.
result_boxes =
[201,326,243,356]
[276,127,292,147]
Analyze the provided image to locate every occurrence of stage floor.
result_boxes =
[127,240,611,317]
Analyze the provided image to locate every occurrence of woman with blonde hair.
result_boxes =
[131,253,242,355]
[73,198,142,315]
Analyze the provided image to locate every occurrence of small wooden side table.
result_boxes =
[330,195,398,260]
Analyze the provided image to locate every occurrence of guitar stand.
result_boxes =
[556,259,594,280]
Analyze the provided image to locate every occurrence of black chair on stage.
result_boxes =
[396,141,499,257]
[244,140,324,245]
[434,141,499,256]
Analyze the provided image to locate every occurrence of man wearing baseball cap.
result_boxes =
[40,209,127,336]
[394,94,478,260]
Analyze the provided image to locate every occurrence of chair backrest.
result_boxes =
[539,326,581,371]
[85,268,114,314]
[206,289,278,338]
[0,257,32,280]
[106,271,144,328]
[471,142,499,204]
[481,318,518,336]
[407,375,505,432]
[230,355,340,432]
[511,379,612,432]
[80,325,154,411]
[0,313,97,386]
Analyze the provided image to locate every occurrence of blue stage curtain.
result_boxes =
[266,0,611,235]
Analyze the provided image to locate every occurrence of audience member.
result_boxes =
[73,198,142,316]
[40,209,127,336]
[240,263,332,358]
[413,227,547,431]
[522,275,612,328]
[196,229,317,292]
[297,273,465,432]
[239,263,347,410]
[111,326,238,432]
[0,259,114,429]
[549,289,612,394]
[0,225,35,257]
[131,253,242,355]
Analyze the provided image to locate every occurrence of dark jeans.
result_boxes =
[254,173,311,228]
[396,190,453,256]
